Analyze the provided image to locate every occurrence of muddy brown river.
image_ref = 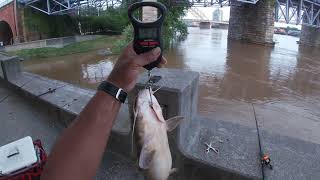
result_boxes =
[23,28,320,134]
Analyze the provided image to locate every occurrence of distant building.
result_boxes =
[212,8,223,22]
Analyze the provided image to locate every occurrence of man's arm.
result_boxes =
[41,44,165,180]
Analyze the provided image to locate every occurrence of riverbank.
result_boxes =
[7,35,123,59]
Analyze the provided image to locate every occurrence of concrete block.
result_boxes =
[129,68,199,149]
[130,68,199,119]
[0,82,11,101]
[260,130,320,180]
[180,116,262,180]
[0,56,21,81]
[40,84,94,109]
[112,104,131,135]
[63,92,93,116]
[0,61,3,78]
[21,74,67,97]
[9,72,37,87]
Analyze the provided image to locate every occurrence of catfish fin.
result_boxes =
[139,146,155,170]
[170,168,178,175]
[166,116,184,132]
[151,103,166,123]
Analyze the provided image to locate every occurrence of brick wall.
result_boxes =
[0,2,16,40]
[300,25,320,47]
[228,0,275,45]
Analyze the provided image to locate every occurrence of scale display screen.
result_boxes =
[139,28,157,39]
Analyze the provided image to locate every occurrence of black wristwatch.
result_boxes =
[97,81,127,103]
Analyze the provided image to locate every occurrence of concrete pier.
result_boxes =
[228,0,275,45]
[199,22,211,29]
[299,25,320,47]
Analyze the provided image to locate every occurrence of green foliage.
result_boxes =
[116,0,189,50]
[160,0,189,43]
[24,8,78,38]
[113,25,133,53]
[10,36,118,58]
[79,7,129,34]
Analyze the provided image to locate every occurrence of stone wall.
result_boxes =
[228,0,275,45]
[299,25,320,47]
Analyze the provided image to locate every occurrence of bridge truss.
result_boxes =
[17,0,320,27]
[275,0,320,27]
[18,0,123,15]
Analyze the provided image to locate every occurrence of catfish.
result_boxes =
[132,88,183,180]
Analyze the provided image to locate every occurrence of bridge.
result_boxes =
[0,0,319,46]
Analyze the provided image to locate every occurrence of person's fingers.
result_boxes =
[135,47,161,66]
[161,56,167,64]
[125,42,136,56]
[157,56,167,68]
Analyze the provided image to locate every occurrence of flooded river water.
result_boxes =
[23,28,320,136]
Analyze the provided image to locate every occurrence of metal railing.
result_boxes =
[18,0,122,15]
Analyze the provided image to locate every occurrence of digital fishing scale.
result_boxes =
[128,1,167,70]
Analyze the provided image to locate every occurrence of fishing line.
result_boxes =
[131,96,139,155]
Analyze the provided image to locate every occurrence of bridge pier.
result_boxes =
[199,21,211,29]
[299,25,320,47]
[228,0,275,45]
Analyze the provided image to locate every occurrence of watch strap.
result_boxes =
[97,81,127,103]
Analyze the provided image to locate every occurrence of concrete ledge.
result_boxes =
[260,129,320,180]
[2,72,132,157]
[2,35,102,52]
[0,56,21,81]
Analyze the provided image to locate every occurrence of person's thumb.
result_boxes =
[135,47,161,66]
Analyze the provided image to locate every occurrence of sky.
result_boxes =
[0,0,12,7]
[184,6,230,22]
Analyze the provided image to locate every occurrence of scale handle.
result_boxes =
[128,1,166,70]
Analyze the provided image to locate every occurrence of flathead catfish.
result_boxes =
[132,88,183,180]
